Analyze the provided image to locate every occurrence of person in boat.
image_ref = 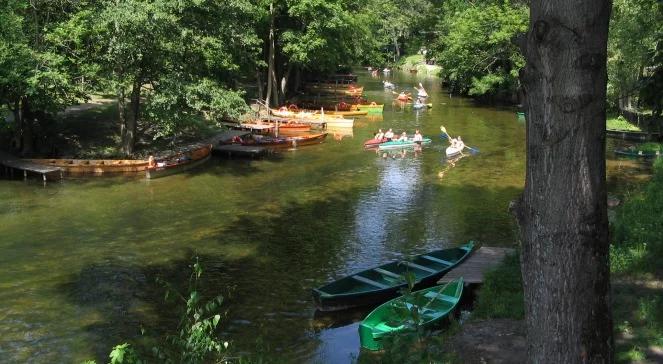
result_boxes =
[384,128,395,141]
[374,129,385,140]
[413,129,423,143]
[148,155,156,168]
[398,131,408,142]
[457,136,465,149]
[414,98,424,107]
[397,92,410,101]
[415,82,428,98]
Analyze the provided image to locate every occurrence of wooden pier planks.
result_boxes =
[0,151,62,181]
[438,246,515,284]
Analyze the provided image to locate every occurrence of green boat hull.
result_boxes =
[312,242,473,311]
[359,278,464,351]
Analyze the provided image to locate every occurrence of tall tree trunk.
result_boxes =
[118,86,127,154]
[393,35,400,62]
[265,1,276,107]
[19,97,34,156]
[256,69,263,102]
[122,79,140,156]
[513,1,613,363]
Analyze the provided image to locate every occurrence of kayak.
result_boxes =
[359,278,464,351]
[312,242,474,311]
[445,144,464,157]
[363,138,388,148]
[413,103,432,109]
[378,138,432,150]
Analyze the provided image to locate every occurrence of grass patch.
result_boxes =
[607,115,642,131]
[611,158,663,275]
[472,160,663,361]
[471,252,524,320]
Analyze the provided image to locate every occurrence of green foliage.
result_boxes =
[109,343,143,364]
[611,158,663,275]
[472,252,524,320]
[432,2,528,97]
[606,115,642,131]
[153,257,229,364]
[607,0,663,110]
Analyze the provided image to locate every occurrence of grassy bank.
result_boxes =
[472,159,663,362]
[607,115,642,131]
[397,54,441,76]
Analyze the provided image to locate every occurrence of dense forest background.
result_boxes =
[1,0,661,155]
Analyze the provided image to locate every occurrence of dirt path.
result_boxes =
[447,319,526,364]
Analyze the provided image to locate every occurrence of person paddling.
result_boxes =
[384,128,395,141]
[413,129,423,143]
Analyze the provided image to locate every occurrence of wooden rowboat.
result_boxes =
[146,144,212,179]
[359,278,463,351]
[28,158,149,175]
[236,132,328,148]
[326,109,368,117]
[353,103,384,113]
[312,242,473,311]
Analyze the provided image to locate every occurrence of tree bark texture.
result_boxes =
[514,1,613,363]
[122,80,140,156]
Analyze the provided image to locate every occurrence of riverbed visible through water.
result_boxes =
[0,70,651,363]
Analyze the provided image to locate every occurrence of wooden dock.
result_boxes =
[0,151,62,182]
[438,246,515,284]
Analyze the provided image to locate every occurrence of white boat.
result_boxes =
[445,144,465,157]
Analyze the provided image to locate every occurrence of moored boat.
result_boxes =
[378,138,432,150]
[312,242,474,311]
[28,158,149,175]
[614,148,661,158]
[353,103,384,113]
[234,132,328,148]
[326,109,368,117]
[146,144,212,179]
[359,278,464,351]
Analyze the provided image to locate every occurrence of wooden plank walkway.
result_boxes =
[0,151,62,181]
[438,246,515,284]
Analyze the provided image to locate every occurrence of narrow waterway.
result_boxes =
[0,70,650,363]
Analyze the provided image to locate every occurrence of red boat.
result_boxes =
[233,133,328,148]
[363,137,388,148]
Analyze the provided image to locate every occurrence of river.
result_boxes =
[0,70,650,363]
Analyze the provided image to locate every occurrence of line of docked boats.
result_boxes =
[312,242,474,351]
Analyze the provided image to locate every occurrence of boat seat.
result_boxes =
[421,255,454,266]
[402,261,437,273]
[352,275,390,289]
[423,291,458,303]
[374,268,403,280]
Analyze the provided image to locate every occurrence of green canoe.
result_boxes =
[312,242,473,311]
[378,138,432,150]
[359,277,464,351]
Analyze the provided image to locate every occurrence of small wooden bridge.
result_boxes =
[0,151,62,182]
[439,246,515,284]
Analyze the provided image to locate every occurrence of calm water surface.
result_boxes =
[0,70,648,363]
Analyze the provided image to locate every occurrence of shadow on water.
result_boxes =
[53,179,522,363]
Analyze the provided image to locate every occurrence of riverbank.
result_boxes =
[0,96,223,159]
[456,159,663,363]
